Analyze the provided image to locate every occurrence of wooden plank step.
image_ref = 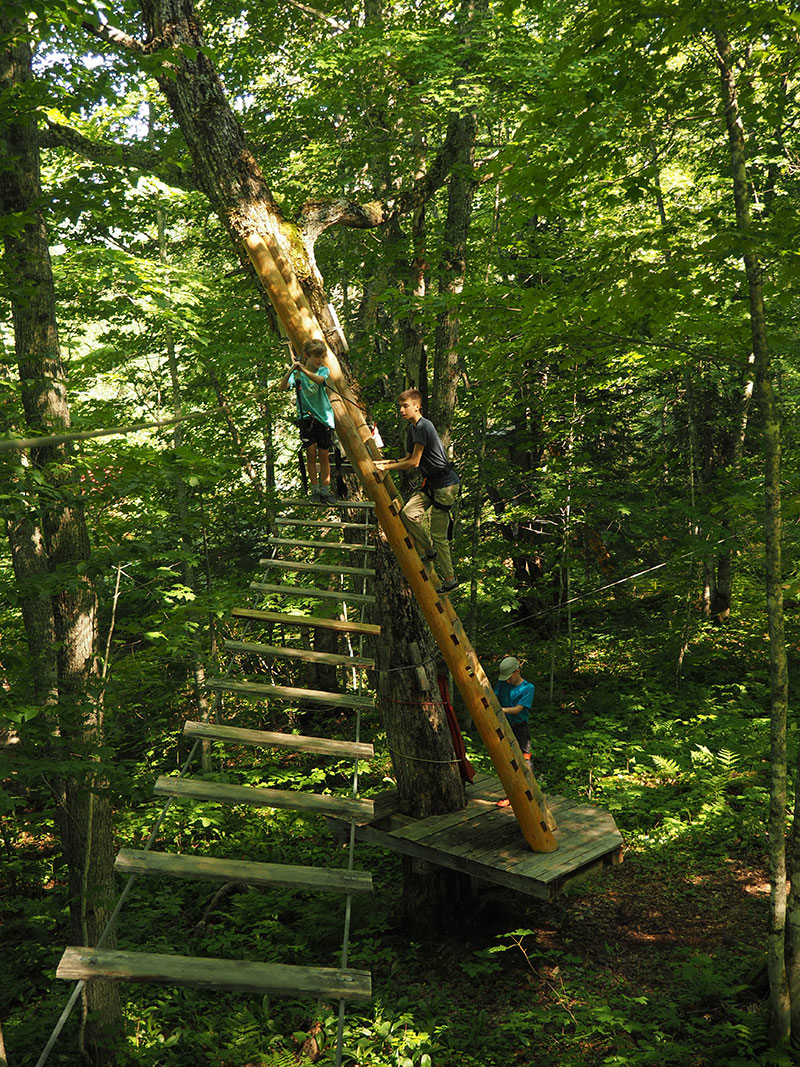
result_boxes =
[259,559,375,578]
[115,848,373,894]
[205,678,375,709]
[268,537,376,553]
[250,582,375,605]
[184,720,374,759]
[281,498,375,509]
[224,638,375,669]
[232,608,380,635]
[275,519,374,530]
[154,775,375,822]
[57,947,372,1001]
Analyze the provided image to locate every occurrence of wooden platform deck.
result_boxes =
[345,772,623,900]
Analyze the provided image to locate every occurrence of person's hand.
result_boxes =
[374,459,390,471]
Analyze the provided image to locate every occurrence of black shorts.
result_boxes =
[297,415,333,451]
[510,720,531,756]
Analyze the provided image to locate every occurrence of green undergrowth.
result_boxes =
[2,585,795,1065]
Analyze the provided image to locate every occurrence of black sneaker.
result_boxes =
[437,577,460,594]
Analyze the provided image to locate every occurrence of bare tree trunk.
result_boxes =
[373,542,467,936]
[714,23,791,1048]
[130,0,473,930]
[0,13,121,1063]
[431,109,476,450]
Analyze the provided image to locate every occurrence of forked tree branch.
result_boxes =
[39,120,196,191]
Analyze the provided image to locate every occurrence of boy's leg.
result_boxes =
[319,447,331,488]
[401,491,434,556]
[307,443,318,485]
[430,484,459,579]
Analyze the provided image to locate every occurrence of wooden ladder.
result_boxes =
[56,499,380,1012]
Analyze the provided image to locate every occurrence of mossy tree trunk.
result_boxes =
[0,10,121,1063]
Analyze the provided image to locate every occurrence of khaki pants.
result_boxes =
[401,483,459,579]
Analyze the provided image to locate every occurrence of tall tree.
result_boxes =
[713,16,789,1048]
[0,4,122,1064]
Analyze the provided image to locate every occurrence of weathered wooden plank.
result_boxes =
[275,518,374,530]
[281,498,375,509]
[57,947,372,1001]
[250,582,375,605]
[259,558,376,578]
[223,638,375,670]
[268,537,376,553]
[183,720,374,759]
[205,679,375,709]
[390,803,499,844]
[154,776,375,822]
[232,608,380,636]
[350,820,550,901]
[115,848,373,893]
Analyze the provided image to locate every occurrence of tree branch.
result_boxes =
[39,120,196,191]
[285,0,349,33]
[297,111,469,242]
[81,17,148,54]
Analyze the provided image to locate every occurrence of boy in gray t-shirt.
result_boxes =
[375,388,460,593]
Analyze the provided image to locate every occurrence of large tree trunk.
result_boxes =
[134,0,471,924]
[373,542,467,936]
[0,14,121,1063]
[714,24,791,1048]
[430,108,476,450]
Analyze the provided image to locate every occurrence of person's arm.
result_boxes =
[501,703,526,716]
[375,442,424,472]
[296,363,328,385]
[277,362,302,392]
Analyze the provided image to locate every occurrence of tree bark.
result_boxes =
[714,23,791,1048]
[431,109,477,450]
[0,12,121,1064]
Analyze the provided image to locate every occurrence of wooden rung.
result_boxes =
[268,537,376,553]
[250,582,375,604]
[275,519,374,530]
[154,775,375,822]
[183,720,374,759]
[57,947,372,1002]
[259,559,376,578]
[224,639,375,669]
[115,848,373,894]
[280,498,375,509]
[231,609,381,635]
[205,678,375,709]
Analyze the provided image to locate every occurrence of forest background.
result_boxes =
[2,0,800,1064]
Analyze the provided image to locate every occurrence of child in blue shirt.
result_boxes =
[278,339,337,503]
[493,655,534,808]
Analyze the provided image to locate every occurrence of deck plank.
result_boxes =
[154,776,375,822]
[57,947,371,1001]
[268,537,376,553]
[259,559,376,578]
[231,609,380,636]
[250,582,375,604]
[183,720,373,759]
[223,638,375,669]
[115,848,373,893]
[274,519,374,530]
[205,679,374,709]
